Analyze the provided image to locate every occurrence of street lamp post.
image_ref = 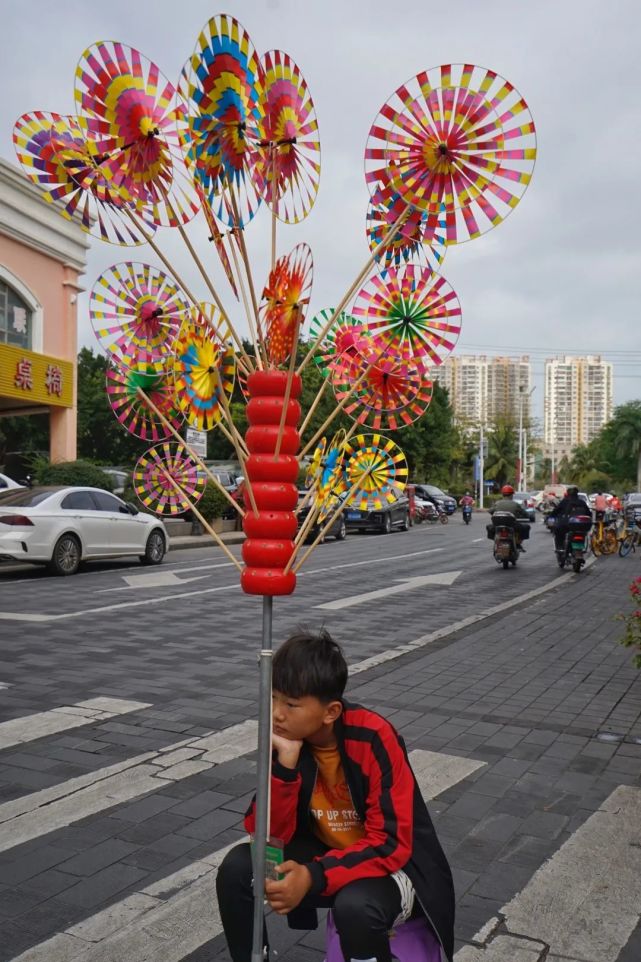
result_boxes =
[479,422,485,509]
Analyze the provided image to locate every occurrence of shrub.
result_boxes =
[32,458,114,491]
[618,576,641,669]
[196,482,230,523]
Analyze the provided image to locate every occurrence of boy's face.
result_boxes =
[272,690,342,743]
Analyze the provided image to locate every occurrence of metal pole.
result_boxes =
[479,422,485,510]
[251,595,274,962]
[518,388,524,490]
[523,429,528,489]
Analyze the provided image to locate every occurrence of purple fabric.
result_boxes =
[325,910,442,962]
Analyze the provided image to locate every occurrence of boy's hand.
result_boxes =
[265,860,312,914]
[272,732,302,769]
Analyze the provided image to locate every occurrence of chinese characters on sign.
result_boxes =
[45,364,63,397]
[14,358,33,390]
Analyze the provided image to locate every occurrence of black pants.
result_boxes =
[216,836,406,961]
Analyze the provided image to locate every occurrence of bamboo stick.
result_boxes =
[271,145,277,272]
[293,496,323,549]
[296,207,410,377]
[295,483,317,517]
[298,375,330,437]
[217,417,249,458]
[158,466,242,571]
[290,465,374,574]
[299,360,376,459]
[136,387,244,517]
[227,230,264,370]
[228,184,266,363]
[211,368,260,517]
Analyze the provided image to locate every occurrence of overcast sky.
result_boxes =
[1,0,640,424]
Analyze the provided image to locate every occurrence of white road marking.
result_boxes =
[0,720,258,853]
[9,748,485,962]
[472,537,483,543]
[0,549,443,622]
[458,786,641,962]
[0,698,151,751]
[316,570,462,610]
[99,572,212,593]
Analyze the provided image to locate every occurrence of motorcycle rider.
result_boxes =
[488,484,530,551]
[459,491,475,508]
[548,485,593,554]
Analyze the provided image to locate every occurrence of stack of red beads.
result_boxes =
[241,369,302,595]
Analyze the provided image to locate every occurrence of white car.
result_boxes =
[0,472,25,491]
[0,486,168,575]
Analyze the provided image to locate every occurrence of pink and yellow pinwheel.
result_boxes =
[74,41,199,228]
[308,308,376,380]
[367,170,447,273]
[365,64,536,244]
[134,441,205,515]
[90,262,188,370]
[106,364,184,442]
[331,352,433,432]
[253,49,321,223]
[341,433,408,511]
[352,264,461,370]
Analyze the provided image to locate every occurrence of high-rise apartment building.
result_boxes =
[433,355,532,425]
[544,355,613,451]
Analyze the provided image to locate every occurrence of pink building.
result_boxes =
[0,157,89,463]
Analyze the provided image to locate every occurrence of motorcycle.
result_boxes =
[554,515,592,573]
[462,504,472,525]
[490,511,522,569]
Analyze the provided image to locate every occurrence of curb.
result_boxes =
[168,533,245,552]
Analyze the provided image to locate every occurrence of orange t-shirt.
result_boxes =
[309,743,365,849]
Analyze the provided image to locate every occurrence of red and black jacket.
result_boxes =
[245,700,455,961]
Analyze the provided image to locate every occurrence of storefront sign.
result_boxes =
[0,343,73,408]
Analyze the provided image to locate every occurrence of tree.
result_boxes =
[601,401,641,490]
[484,418,518,488]
[76,347,143,466]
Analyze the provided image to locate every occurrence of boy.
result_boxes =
[216,630,455,962]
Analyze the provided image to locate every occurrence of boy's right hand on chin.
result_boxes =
[272,732,302,769]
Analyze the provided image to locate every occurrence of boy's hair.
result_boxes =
[273,628,347,702]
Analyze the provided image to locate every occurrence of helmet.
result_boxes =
[501,484,515,496]
[567,485,579,497]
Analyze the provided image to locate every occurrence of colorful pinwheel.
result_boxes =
[314,429,348,513]
[179,14,264,228]
[74,41,199,228]
[134,441,205,515]
[172,313,236,430]
[13,111,153,246]
[332,355,433,431]
[261,243,313,365]
[342,433,408,510]
[365,64,536,244]
[91,263,188,369]
[309,308,376,380]
[367,171,447,273]
[352,264,461,370]
[106,364,183,441]
[305,437,327,489]
[196,182,239,299]
[253,49,321,223]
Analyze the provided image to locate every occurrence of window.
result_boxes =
[0,487,57,507]
[91,491,125,513]
[61,491,98,511]
[0,281,32,349]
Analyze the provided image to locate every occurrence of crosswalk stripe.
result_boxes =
[0,720,258,853]
[0,697,152,751]
[8,748,485,962]
[456,785,641,962]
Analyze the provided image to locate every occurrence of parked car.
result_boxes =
[297,491,347,543]
[513,491,537,522]
[0,472,24,491]
[344,489,410,534]
[413,484,457,515]
[624,493,641,525]
[101,468,129,496]
[0,486,168,575]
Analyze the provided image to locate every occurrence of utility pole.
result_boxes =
[479,422,485,509]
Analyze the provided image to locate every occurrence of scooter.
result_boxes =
[491,512,521,569]
[555,515,592,573]
[462,504,472,525]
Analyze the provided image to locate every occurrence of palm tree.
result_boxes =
[484,419,518,488]
[608,401,641,491]
[569,443,597,481]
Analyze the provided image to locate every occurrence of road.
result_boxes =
[0,517,639,962]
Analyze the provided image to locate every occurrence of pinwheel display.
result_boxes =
[13,111,153,246]
[133,441,205,514]
[179,14,265,228]
[253,49,321,223]
[90,262,189,369]
[332,354,434,431]
[261,242,313,364]
[365,64,536,244]
[314,429,348,510]
[352,264,461,370]
[74,41,199,229]
[106,364,184,441]
[196,181,239,299]
[342,433,408,511]
[172,314,236,430]
[367,171,447,273]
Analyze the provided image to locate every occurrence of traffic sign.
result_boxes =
[185,427,207,457]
